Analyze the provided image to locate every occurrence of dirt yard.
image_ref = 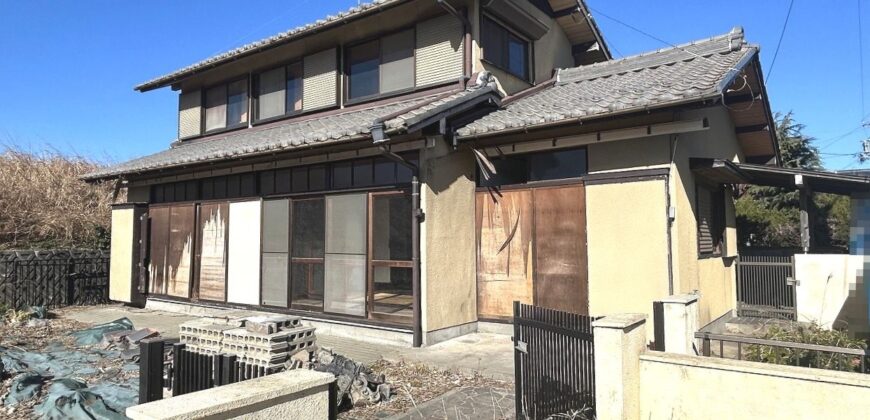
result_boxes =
[338,359,513,420]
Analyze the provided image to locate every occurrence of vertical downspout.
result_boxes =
[376,143,423,347]
[411,175,422,347]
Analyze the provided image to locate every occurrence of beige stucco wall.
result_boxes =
[420,141,477,337]
[584,106,745,329]
[586,180,670,338]
[639,351,870,419]
[795,254,870,336]
[669,106,743,326]
[109,207,135,303]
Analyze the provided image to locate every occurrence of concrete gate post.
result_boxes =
[592,313,646,420]
[660,293,700,355]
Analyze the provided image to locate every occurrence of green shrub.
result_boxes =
[744,323,867,372]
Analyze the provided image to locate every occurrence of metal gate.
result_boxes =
[0,250,109,309]
[513,301,595,419]
[736,254,797,320]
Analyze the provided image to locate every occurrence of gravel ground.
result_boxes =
[338,359,513,420]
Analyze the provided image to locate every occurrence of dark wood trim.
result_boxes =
[582,168,670,185]
[200,75,251,135]
[476,177,585,192]
[734,124,769,135]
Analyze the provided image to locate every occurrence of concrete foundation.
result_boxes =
[146,298,413,346]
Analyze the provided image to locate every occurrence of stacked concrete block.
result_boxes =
[178,315,316,371]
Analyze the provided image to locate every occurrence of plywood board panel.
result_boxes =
[148,207,170,295]
[227,200,262,305]
[167,205,194,298]
[196,202,228,301]
[476,190,534,320]
[533,184,589,315]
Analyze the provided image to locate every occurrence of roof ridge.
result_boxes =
[135,0,406,92]
[556,26,746,85]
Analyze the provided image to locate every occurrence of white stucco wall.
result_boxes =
[795,253,870,335]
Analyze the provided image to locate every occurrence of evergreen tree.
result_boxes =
[735,112,849,251]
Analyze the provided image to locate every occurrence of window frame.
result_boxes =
[201,75,250,135]
[253,60,305,124]
[480,13,533,83]
[475,147,589,189]
[696,182,726,258]
[343,26,418,105]
[367,190,414,324]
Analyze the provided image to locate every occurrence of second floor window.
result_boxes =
[205,79,248,132]
[256,62,303,121]
[347,29,415,101]
[481,16,530,81]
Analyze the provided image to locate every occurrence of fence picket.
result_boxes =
[513,302,596,419]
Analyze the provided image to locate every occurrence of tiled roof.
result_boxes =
[84,83,499,180]
[456,27,757,138]
[135,0,409,92]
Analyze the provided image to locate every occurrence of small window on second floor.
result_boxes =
[347,29,415,101]
[256,62,303,121]
[481,16,530,81]
[205,79,248,133]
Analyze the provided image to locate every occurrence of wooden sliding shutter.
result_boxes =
[532,184,588,315]
[476,190,534,320]
[195,202,229,301]
[476,182,589,319]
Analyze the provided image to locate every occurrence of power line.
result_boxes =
[765,0,795,82]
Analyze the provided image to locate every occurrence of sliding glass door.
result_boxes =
[323,193,368,316]
[369,192,413,323]
[255,190,412,325]
[290,198,325,311]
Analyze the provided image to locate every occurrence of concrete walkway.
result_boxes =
[58,304,515,381]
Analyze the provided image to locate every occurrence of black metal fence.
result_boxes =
[139,339,276,403]
[513,301,596,420]
[0,250,109,309]
[736,254,797,320]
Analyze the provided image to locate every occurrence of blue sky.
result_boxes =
[0,0,867,169]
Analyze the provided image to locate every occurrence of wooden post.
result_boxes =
[139,338,165,403]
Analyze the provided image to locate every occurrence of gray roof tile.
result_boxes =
[85,82,499,180]
[456,27,757,138]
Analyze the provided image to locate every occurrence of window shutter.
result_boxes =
[697,187,714,255]
[204,85,227,132]
[416,14,464,87]
[381,29,415,93]
[303,48,337,110]
[258,67,286,120]
[178,90,202,139]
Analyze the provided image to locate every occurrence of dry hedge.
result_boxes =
[0,147,116,250]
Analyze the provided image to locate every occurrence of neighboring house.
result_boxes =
[88,0,784,346]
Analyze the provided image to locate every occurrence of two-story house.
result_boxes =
[88,0,779,346]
